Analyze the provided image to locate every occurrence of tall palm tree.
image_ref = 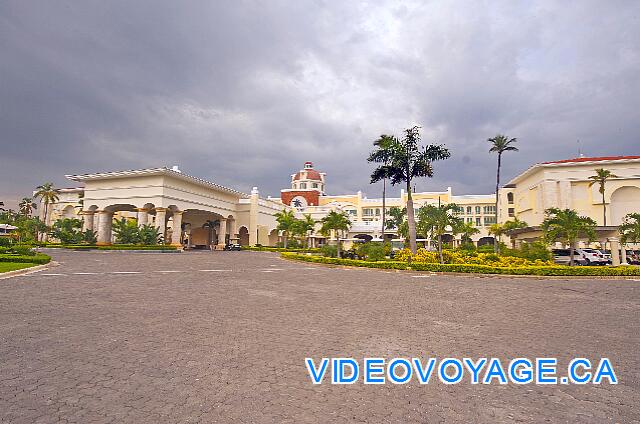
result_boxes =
[417,203,463,264]
[368,135,396,241]
[274,209,296,249]
[319,210,351,258]
[588,168,618,226]
[298,214,316,248]
[18,197,37,217]
[542,208,597,266]
[34,182,59,240]
[369,126,451,253]
[488,134,518,252]
[455,220,480,245]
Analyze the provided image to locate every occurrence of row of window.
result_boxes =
[360,205,498,217]
[295,182,321,190]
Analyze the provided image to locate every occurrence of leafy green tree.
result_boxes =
[488,134,518,252]
[588,168,619,226]
[112,218,141,244]
[542,208,597,266]
[368,134,397,239]
[455,220,480,245]
[18,197,37,217]
[385,207,407,238]
[319,210,351,258]
[619,213,640,244]
[369,126,451,253]
[294,214,316,248]
[417,203,462,264]
[274,209,297,249]
[49,218,84,244]
[138,224,162,245]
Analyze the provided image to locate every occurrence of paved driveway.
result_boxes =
[1,250,638,423]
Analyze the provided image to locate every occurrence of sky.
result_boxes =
[1,1,639,208]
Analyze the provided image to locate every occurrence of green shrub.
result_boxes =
[502,241,553,262]
[320,245,338,258]
[357,242,386,261]
[280,252,640,276]
[0,253,51,264]
[0,237,14,247]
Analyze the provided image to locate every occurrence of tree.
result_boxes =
[138,224,161,245]
[296,214,316,248]
[619,213,640,244]
[369,126,450,253]
[588,168,619,226]
[112,218,141,244]
[416,203,462,264]
[274,209,297,249]
[385,207,407,239]
[49,218,84,244]
[502,216,528,232]
[542,208,597,266]
[34,182,59,240]
[368,135,397,241]
[488,134,518,252]
[18,197,37,217]
[455,220,480,245]
[319,210,351,258]
[488,223,506,252]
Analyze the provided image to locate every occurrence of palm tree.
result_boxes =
[488,223,506,252]
[34,182,59,241]
[588,168,619,226]
[417,203,463,264]
[542,208,597,266]
[455,221,480,245]
[502,216,528,248]
[368,135,396,241]
[369,126,451,253]
[488,134,518,252]
[619,213,640,244]
[385,207,407,238]
[274,209,296,248]
[18,197,37,217]
[320,210,351,258]
[298,214,316,248]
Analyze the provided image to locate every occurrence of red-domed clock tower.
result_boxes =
[280,161,326,208]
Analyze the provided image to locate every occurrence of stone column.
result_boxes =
[96,211,113,245]
[137,208,149,226]
[610,237,621,266]
[229,218,239,243]
[155,208,167,242]
[82,211,95,232]
[249,187,259,246]
[217,218,227,248]
[171,211,183,246]
[620,244,627,265]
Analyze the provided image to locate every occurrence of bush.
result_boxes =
[355,242,386,261]
[320,245,338,258]
[0,237,13,247]
[281,253,640,276]
[0,253,51,264]
[502,241,553,262]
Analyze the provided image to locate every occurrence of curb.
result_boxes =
[0,261,57,280]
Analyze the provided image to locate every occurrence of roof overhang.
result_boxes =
[66,167,249,198]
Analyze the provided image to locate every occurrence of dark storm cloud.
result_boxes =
[1,0,639,207]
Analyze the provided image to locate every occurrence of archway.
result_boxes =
[61,205,76,219]
[610,186,640,226]
[354,234,373,242]
[239,226,250,246]
[477,236,495,247]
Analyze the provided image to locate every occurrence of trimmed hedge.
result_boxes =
[59,244,178,251]
[242,246,321,253]
[281,252,640,277]
[0,253,51,264]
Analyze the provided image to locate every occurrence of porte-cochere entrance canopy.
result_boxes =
[66,167,284,247]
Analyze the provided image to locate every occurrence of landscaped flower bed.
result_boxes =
[0,253,51,264]
[242,246,321,253]
[281,252,640,277]
[394,248,554,267]
[59,244,178,251]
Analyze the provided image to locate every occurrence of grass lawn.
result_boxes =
[0,262,38,273]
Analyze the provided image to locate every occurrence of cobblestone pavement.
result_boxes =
[1,250,638,423]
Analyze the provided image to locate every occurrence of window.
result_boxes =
[300,183,307,189]
[476,217,481,226]
[475,206,481,215]
[312,183,318,188]
[484,216,497,226]
[483,205,496,214]
[508,208,515,217]
[466,217,473,223]
[363,208,374,216]
[466,206,472,214]
[346,209,357,216]
[507,192,514,204]
[375,208,381,216]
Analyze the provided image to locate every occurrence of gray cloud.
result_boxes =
[1,0,639,208]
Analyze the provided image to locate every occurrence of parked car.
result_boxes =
[579,248,609,265]
[552,249,588,266]
[224,243,241,251]
[595,249,612,265]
